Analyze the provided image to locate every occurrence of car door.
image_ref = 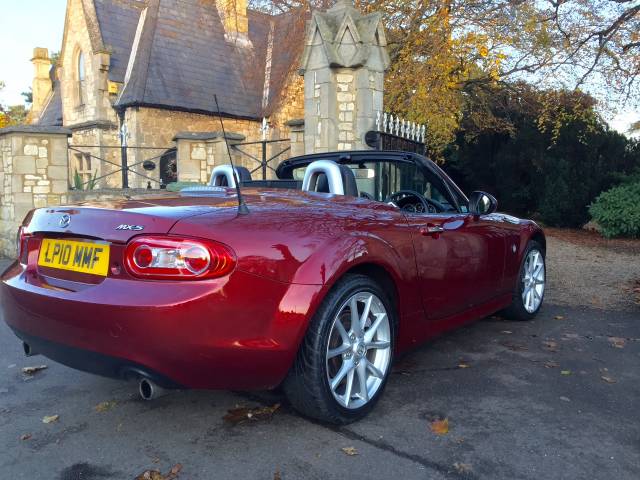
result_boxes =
[405,167,508,320]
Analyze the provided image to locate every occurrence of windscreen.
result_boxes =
[291,159,459,211]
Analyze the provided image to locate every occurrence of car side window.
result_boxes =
[449,185,469,213]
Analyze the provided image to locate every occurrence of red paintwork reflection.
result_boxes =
[1,188,543,389]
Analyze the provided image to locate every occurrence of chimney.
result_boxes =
[31,47,53,118]
[216,0,251,47]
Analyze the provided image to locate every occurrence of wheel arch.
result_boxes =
[530,229,546,253]
[341,262,399,311]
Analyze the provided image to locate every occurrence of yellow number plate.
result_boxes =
[38,239,110,276]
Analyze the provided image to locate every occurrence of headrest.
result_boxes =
[209,165,252,187]
[301,160,358,197]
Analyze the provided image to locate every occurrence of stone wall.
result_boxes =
[126,107,278,187]
[0,127,71,257]
[60,0,118,128]
[287,119,305,158]
[69,124,121,189]
[174,132,246,184]
[270,74,305,134]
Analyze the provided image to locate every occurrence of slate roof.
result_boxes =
[36,68,63,127]
[94,0,146,83]
[37,83,63,126]
[260,10,307,114]
[111,0,305,119]
[36,0,304,125]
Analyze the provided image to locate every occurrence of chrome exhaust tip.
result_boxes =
[23,342,36,357]
[138,378,167,401]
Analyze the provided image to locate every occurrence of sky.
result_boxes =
[0,0,637,135]
[0,0,66,106]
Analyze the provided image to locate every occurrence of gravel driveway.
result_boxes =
[545,229,640,311]
[1,230,638,480]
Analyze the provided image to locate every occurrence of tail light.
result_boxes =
[16,226,29,264]
[124,236,236,280]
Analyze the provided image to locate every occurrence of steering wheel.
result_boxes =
[386,190,437,214]
[360,191,374,200]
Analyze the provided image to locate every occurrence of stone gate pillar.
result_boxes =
[299,0,390,153]
[0,126,71,257]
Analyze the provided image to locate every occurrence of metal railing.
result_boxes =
[365,112,427,155]
[231,138,291,180]
[67,145,176,190]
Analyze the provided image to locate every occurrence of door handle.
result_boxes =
[420,225,444,236]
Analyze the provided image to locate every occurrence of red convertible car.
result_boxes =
[1,150,546,424]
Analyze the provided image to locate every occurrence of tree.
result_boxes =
[0,80,29,128]
[445,82,640,227]
[21,88,33,105]
[251,1,640,158]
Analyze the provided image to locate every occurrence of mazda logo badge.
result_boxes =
[59,214,71,228]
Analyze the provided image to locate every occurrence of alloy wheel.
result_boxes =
[522,249,545,313]
[325,292,392,409]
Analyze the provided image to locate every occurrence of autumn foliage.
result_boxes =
[255,0,639,158]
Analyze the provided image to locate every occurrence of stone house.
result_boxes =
[2,0,394,256]
[30,0,306,188]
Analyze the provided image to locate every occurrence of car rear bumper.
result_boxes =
[11,326,182,388]
[1,261,323,390]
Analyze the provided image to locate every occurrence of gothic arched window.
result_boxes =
[77,51,85,105]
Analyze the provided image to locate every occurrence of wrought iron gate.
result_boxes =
[365,112,427,155]
[231,138,291,180]
[67,144,176,190]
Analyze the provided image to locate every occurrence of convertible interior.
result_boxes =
[186,155,469,215]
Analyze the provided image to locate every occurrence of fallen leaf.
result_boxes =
[223,403,280,425]
[134,464,182,480]
[94,401,117,413]
[22,365,47,375]
[543,340,558,352]
[544,361,559,368]
[135,470,163,480]
[560,370,571,376]
[42,414,59,424]
[341,447,358,456]
[608,337,626,349]
[20,433,31,441]
[554,315,565,320]
[559,396,570,402]
[601,376,617,384]
[274,470,282,480]
[453,462,472,474]
[430,418,449,435]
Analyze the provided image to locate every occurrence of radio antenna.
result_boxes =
[214,94,249,215]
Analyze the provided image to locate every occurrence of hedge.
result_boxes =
[589,182,640,238]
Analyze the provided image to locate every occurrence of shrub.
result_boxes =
[589,182,640,238]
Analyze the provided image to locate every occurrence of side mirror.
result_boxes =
[469,191,498,216]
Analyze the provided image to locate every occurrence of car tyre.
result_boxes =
[283,274,396,424]
[503,240,546,321]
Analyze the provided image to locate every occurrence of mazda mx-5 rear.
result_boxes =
[1,203,319,391]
